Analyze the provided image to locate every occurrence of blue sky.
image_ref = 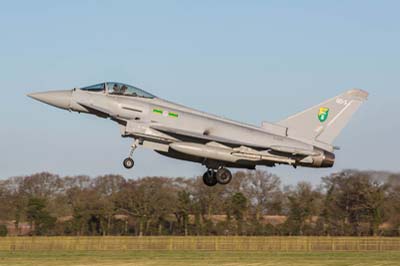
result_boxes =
[1,1,399,184]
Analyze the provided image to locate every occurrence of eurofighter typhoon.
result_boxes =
[28,83,368,186]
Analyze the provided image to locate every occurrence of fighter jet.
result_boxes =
[28,82,368,186]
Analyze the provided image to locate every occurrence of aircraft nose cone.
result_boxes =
[28,90,72,110]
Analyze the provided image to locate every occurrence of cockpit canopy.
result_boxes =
[81,82,156,99]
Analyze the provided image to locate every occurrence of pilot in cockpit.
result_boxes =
[121,85,128,94]
[112,83,120,94]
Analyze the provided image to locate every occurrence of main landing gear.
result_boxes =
[202,168,232,187]
[123,139,139,169]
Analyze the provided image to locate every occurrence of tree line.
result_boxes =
[0,170,399,237]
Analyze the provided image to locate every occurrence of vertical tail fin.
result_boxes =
[277,89,369,144]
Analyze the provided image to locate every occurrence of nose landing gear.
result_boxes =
[123,139,139,169]
[123,157,134,169]
[202,167,232,186]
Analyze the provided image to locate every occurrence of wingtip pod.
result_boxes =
[346,89,369,101]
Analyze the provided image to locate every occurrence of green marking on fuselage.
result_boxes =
[153,109,163,114]
[153,108,178,118]
[168,112,179,118]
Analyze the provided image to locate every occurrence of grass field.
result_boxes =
[1,237,400,266]
[1,237,400,252]
[0,251,400,266]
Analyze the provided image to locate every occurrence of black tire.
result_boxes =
[202,170,217,187]
[215,168,232,185]
[123,158,134,169]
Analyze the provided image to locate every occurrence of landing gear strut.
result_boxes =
[202,167,232,186]
[123,139,139,169]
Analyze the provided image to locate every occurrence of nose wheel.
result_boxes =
[123,157,134,169]
[123,139,139,169]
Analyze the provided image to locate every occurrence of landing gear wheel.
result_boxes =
[202,170,217,187]
[215,168,232,185]
[123,158,134,169]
